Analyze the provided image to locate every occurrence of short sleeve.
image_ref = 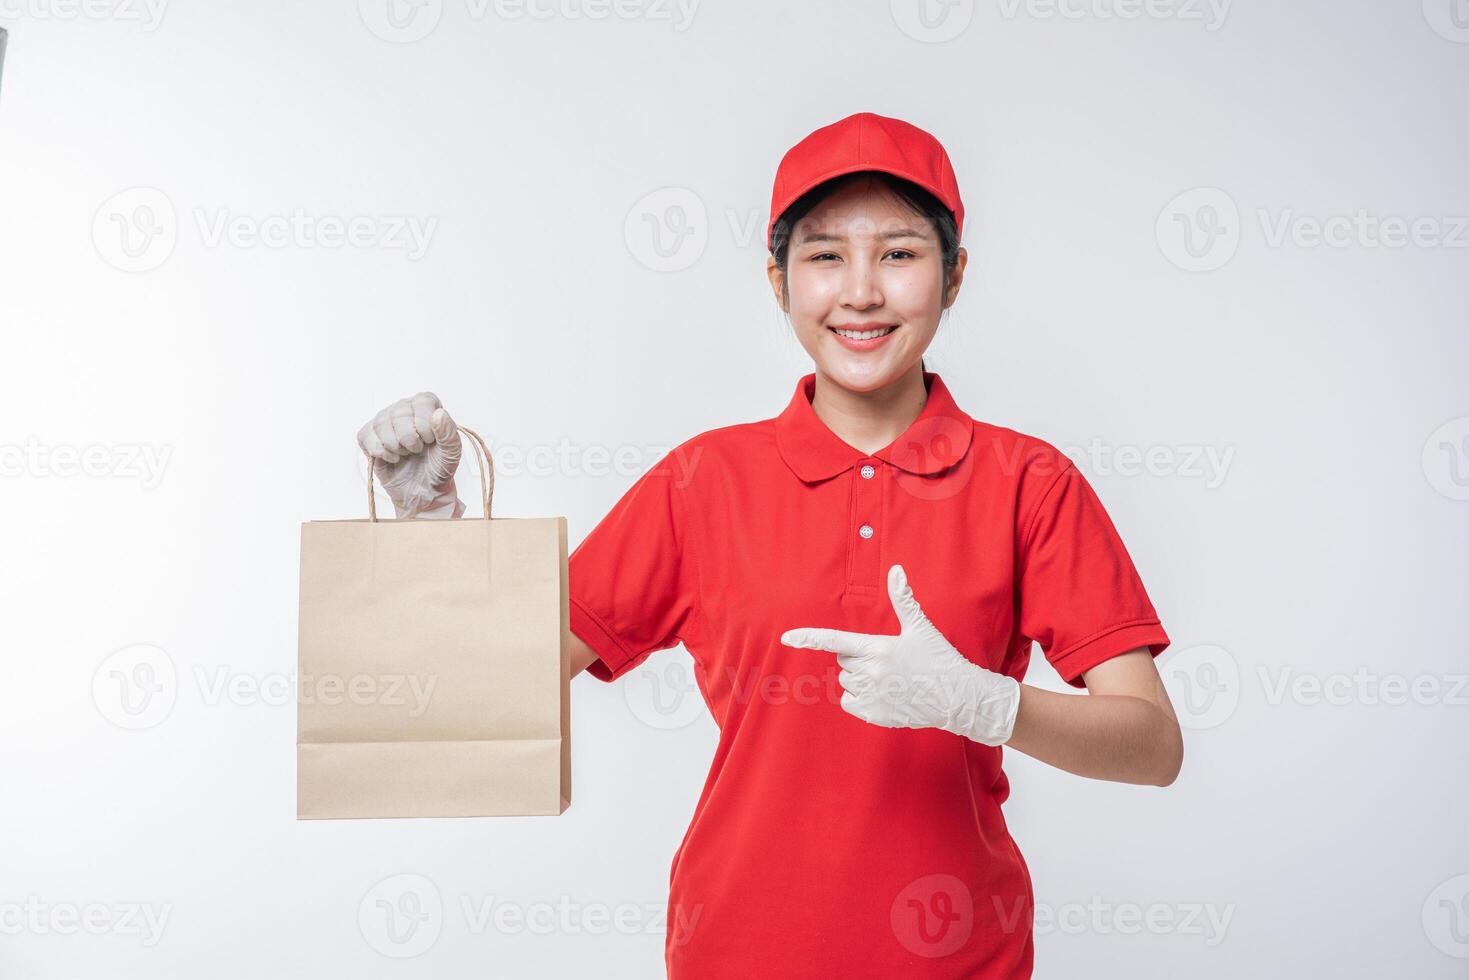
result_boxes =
[568,447,702,683]
[1015,456,1170,689]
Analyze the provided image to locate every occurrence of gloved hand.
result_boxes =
[780,564,1022,746]
[356,392,465,519]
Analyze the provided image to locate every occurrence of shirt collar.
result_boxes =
[774,370,975,483]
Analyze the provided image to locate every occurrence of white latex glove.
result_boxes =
[780,564,1022,746]
[356,391,465,519]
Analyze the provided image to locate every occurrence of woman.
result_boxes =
[356,112,1183,979]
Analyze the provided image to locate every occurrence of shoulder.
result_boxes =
[968,419,1088,544]
[663,417,776,466]
[969,418,1077,487]
[649,418,775,490]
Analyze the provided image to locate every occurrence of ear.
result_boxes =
[941,246,968,311]
[766,254,788,313]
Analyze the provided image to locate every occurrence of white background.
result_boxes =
[0,1,1466,977]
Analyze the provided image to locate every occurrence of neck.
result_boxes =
[810,364,930,457]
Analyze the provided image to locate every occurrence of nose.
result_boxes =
[837,253,884,311]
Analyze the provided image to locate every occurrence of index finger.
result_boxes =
[780,627,868,657]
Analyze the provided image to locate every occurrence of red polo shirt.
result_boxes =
[568,371,1170,979]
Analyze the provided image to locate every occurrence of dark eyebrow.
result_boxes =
[796,226,932,245]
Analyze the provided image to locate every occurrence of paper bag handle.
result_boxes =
[367,424,495,522]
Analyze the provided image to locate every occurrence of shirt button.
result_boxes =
[860,464,876,479]
[858,523,874,539]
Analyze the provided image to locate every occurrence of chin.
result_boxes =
[817,358,910,393]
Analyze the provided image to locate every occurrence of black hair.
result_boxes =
[768,170,961,375]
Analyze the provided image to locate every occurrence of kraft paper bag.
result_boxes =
[297,426,570,819]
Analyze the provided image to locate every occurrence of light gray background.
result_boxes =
[1,1,1465,977]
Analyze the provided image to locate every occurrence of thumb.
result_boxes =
[780,627,870,657]
[887,564,928,632]
[426,408,462,482]
[429,407,458,445]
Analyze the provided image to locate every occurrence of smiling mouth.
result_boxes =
[829,324,899,340]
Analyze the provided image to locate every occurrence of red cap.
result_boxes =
[766,111,964,252]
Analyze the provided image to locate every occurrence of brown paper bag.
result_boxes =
[297,426,569,819]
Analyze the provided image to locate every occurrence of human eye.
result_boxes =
[885,249,916,261]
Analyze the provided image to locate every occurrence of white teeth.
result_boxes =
[833,326,897,340]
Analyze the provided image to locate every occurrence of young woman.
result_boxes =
[356,112,1182,979]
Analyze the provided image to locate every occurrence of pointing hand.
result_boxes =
[780,564,1021,746]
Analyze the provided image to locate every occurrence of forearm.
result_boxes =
[411,484,600,674]
[1003,683,1183,786]
[569,632,599,678]
[406,477,593,674]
